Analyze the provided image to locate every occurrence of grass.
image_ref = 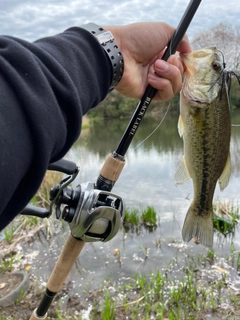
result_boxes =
[213,200,240,237]
[3,226,15,243]
[0,170,63,278]
[237,252,240,269]
[50,237,240,320]
[0,253,14,272]
[141,206,157,227]
[55,310,65,320]
[124,208,140,228]
[2,198,240,319]
[82,124,91,130]
[1,314,14,320]
[31,170,63,208]
[66,247,240,320]
[1,170,63,251]
[73,201,240,320]
[124,201,240,238]
[101,291,115,320]
[16,287,25,303]
[123,206,157,231]
[3,251,240,319]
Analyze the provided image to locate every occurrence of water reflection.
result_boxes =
[74,108,183,157]
[69,108,240,222]
[24,107,240,296]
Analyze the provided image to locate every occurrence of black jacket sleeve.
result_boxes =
[0,26,112,229]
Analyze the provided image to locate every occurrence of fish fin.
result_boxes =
[177,115,184,137]
[174,157,191,186]
[218,153,231,191]
[182,204,213,248]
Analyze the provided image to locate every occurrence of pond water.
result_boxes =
[24,105,240,297]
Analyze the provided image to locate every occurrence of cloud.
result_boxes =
[0,0,239,42]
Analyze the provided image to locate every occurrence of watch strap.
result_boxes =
[80,23,124,91]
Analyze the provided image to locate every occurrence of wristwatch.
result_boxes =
[80,23,124,91]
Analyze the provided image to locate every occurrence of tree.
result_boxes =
[191,23,240,71]
[191,23,240,108]
[88,90,175,119]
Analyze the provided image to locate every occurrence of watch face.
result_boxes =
[96,31,114,46]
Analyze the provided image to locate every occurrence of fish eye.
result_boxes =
[212,61,222,72]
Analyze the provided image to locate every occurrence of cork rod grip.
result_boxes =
[99,154,125,182]
[47,234,84,292]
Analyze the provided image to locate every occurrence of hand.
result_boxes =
[105,22,191,100]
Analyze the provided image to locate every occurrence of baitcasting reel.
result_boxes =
[21,159,125,242]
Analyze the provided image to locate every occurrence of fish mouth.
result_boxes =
[181,86,209,108]
[191,99,204,104]
[182,81,211,108]
[189,99,209,108]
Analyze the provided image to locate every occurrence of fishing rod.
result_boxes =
[28,1,202,319]
[96,0,202,192]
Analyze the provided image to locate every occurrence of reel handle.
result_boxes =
[48,159,78,175]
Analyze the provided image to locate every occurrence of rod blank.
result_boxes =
[115,0,202,157]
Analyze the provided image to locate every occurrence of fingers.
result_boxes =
[148,56,184,100]
[128,22,191,63]
[108,22,191,100]
[177,34,192,54]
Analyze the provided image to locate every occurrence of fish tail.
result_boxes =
[182,204,213,248]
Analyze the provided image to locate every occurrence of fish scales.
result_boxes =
[175,47,231,248]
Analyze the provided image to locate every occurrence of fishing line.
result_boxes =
[132,37,175,151]
[133,101,171,150]
[223,62,240,127]
[209,54,240,125]
[216,49,226,69]
[227,71,240,127]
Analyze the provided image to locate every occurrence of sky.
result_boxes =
[1,0,240,42]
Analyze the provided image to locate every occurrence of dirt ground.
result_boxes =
[1,216,240,320]
[0,277,88,319]
[2,274,240,320]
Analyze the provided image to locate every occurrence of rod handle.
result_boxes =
[46,234,84,292]
[29,309,47,320]
[96,153,125,191]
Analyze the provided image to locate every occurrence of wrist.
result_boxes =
[80,23,124,91]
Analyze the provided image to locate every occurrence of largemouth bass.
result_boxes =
[174,47,231,248]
